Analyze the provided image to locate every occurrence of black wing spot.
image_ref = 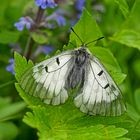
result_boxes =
[45,66,48,72]
[98,70,103,76]
[56,57,60,65]
[104,83,109,89]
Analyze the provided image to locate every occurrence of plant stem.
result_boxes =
[24,36,34,60]
[0,80,15,89]
[35,7,44,25]
[24,7,44,60]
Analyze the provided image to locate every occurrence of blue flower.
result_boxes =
[6,58,15,75]
[75,0,85,18]
[42,46,54,54]
[34,45,54,56]
[46,11,66,28]
[35,0,57,9]
[75,0,85,11]
[14,17,32,31]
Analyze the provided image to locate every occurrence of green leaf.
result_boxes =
[111,30,140,50]
[134,89,140,112]
[0,122,18,140]
[0,31,21,44]
[0,97,11,108]
[0,97,26,122]
[133,59,140,78]
[90,47,126,84]
[126,103,140,122]
[115,0,129,18]
[23,105,129,140]
[111,0,140,51]
[31,32,48,44]
[70,8,103,47]
[14,52,33,82]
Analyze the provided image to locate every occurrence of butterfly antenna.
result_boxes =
[85,37,104,46]
[71,27,84,45]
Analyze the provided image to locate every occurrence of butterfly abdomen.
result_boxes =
[65,65,85,90]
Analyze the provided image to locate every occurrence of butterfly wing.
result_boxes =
[20,51,74,105]
[74,55,126,116]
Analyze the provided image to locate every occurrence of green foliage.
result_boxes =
[0,122,18,140]
[0,97,26,121]
[14,52,33,82]
[23,106,129,140]
[112,0,140,50]
[31,32,48,44]
[134,89,140,112]
[70,9,103,47]
[0,31,21,44]
[0,97,26,140]
[115,0,129,18]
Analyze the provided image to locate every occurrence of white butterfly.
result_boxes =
[20,29,126,116]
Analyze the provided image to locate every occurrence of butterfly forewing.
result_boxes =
[20,51,74,105]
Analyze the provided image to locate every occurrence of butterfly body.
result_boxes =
[20,47,126,116]
[65,47,89,90]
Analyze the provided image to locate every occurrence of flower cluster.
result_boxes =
[35,0,57,9]
[14,17,33,31]
[14,0,65,31]
[34,45,54,57]
[75,0,85,18]
[46,11,66,28]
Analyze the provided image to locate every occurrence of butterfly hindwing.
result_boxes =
[20,51,73,105]
[74,55,126,116]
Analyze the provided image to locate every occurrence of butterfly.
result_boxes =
[20,28,126,116]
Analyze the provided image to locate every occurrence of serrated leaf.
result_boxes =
[23,105,129,140]
[14,52,33,82]
[111,0,140,51]
[90,47,126,84]
[70,8,103,47]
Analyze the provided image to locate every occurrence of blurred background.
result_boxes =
[0,0,140,140]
